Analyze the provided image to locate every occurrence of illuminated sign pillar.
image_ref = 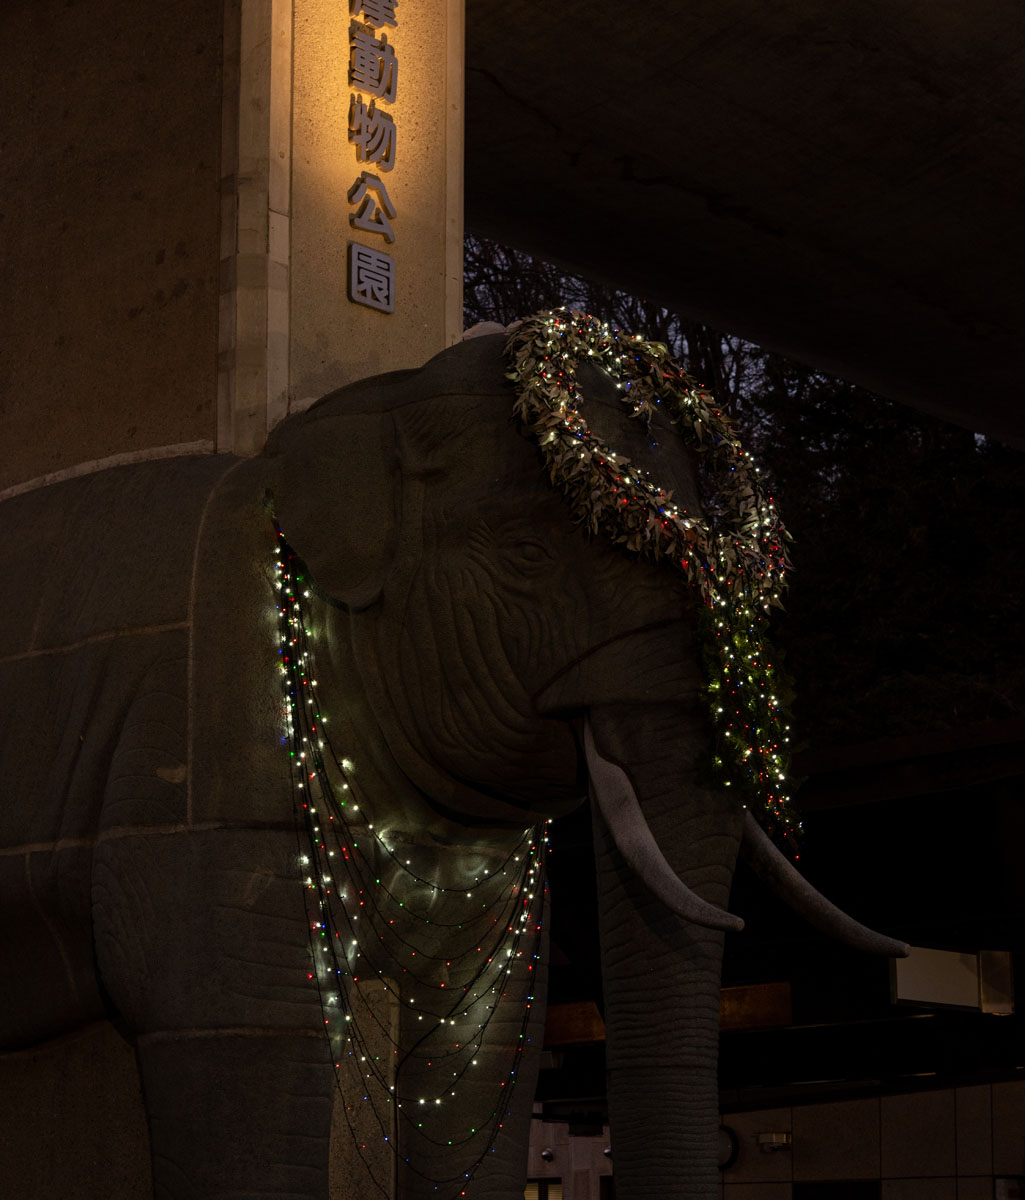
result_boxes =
[220,0,464,456]
[219,4,462,1189]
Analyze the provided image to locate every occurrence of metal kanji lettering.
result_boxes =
[349,22,398,102]
[351,0,397,28]
[348,95,396,171]
[347,171,396,243]
[348,243,395,313]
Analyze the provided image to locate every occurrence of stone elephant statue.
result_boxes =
[0,327,905,1200]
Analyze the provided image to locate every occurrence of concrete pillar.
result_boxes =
[222,0,464,454]
[1,0,463,491]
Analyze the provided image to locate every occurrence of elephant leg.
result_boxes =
[137,1029,334,1200]
[452,914,548,1200]
[93,827,337,1200]
[394,905,550,1200]
[0,845,107,1050]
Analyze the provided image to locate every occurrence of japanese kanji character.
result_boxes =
[351,0,397,29]
[348,242,395,313]
[347,171,396,243]
[349,22,398,102]
[348,95,396,170]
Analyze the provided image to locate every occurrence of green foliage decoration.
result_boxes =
[506,308,800,843]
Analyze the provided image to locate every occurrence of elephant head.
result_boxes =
[265,325,906,1199]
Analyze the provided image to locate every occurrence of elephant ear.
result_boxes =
[267,404,400,611]
[266,334,513,606]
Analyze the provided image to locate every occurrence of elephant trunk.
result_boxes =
[587,702,742,1200]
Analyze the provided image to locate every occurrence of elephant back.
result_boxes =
[2,456,242,654]
[289,330,512,421]
[0,455,252,848]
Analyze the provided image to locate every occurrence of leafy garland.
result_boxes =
[505,309,799,843]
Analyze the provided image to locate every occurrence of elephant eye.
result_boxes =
[513,538,554,564]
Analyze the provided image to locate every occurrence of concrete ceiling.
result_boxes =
[464,0,1025,445]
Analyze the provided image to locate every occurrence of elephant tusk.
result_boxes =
[583,722,745,933]
[740,811,910,957]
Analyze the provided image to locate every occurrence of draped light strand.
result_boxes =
[506,309,799,844]
[273,529,548,1196]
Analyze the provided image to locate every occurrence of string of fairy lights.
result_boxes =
[273,529,548,1196]
[505,309,799,844]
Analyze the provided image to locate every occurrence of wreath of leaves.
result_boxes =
[505,309,799,842]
